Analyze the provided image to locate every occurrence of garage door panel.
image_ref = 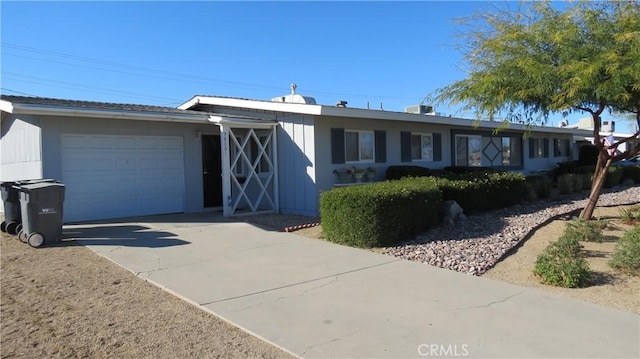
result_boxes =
[61,134,185,222]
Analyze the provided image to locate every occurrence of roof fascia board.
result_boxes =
[181,96,323,115]
[0,100,14,113]
[6,103,209,123]
[208,115,278,129]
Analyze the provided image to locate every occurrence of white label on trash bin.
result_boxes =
[40,208,57,214]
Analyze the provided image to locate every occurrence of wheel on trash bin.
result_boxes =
[6,221,19,235]
[18,230,28,243]
[27,233,44,248]
[1,221,6,233]
[16,223,22,234]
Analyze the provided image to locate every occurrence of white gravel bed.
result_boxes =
[381,185,640,276]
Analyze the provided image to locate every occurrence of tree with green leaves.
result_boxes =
[433,1,639,219]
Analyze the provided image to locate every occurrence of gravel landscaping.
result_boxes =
[380,185,640,275]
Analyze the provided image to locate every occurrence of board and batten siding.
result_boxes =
[0,114,43,181]
[39,115,218,216]
[277,115,317,216]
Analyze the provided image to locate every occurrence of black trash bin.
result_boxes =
[1,179,60,236]
[17,182,65,248]
[1,181,22,235]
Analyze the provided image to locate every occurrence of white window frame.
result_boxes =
[345,130,375,163]
[411,133,434,162]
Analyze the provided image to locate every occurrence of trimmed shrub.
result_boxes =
[525,175,552,199]
[579,173,592,190]
[552,161,580,182]
[429,172,528,214]
[534,236,591,288]
[442,166,500,174]
[578,144,599,166]
[320,179,442,248]
[385,165,445,180]
[557,174,575,194]
[609,225,640,276]
[603,166,623,188]
[620,165,640,184]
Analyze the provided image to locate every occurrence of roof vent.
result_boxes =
[336,100,347,108]
[271,84,316,105]
[405,104,434,115]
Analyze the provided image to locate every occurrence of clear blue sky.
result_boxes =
[0,1,613,128]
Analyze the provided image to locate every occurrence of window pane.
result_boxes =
[456,137,468,166]
[345,132,359,162]
[360,132,374,161]
[469,136,482,166]
[510,137,522,166]
[422,135,433,161]
[411,135,421,160]
[502,137,511,165]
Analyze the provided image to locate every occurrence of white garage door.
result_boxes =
[61,134,185,222]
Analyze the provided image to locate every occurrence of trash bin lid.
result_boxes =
[20,182,65,192]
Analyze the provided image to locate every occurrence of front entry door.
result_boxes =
[202,135,223,208]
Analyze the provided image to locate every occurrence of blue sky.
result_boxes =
[0,1,625,128]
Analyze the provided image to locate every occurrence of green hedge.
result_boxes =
[385,165,446,180]
[319,179,442,248]
[604,166,623,188]
[425,172,528,214]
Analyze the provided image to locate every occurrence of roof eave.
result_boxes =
[180,95,323,115]
[5,103,210,123]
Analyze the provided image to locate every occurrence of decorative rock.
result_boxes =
[382,185,640,276]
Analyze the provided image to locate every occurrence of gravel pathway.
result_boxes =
[381,185,640,276]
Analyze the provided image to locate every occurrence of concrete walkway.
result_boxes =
[66,213,640,359]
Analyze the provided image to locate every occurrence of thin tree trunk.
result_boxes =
[580,151,612,219]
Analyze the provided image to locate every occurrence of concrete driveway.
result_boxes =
[65,213,640,359]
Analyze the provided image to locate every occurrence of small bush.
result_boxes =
[609,225,640,276]
[557,174,575,194]
[579,173,592,190]
[571,173,584,192]
[565,218,605,242]
[619,205,640,225]
[552,161,579,182]
[525,175,552,199]
[603,166,623,188]
[620,165,640,184]
[534,236,591,288]
[442,166,500,174]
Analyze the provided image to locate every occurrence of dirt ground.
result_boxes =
[0,231,294,359]
[482,205,640,314]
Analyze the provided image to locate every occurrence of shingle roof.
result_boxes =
[0,95,207,116]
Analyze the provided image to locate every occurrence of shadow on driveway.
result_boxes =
[63,225,190,248]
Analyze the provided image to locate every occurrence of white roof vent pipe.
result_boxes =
[271,83,316,105]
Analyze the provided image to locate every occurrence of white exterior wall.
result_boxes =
[39,115,219,214]
[277,115,317,216]
[0,114,43,181]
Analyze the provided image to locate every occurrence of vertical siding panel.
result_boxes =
[0,115,43,180]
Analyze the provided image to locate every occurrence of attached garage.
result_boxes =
[61,134,185,222]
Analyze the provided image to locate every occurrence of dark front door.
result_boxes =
[201,135,223,208]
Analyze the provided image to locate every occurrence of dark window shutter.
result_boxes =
[543,138,549,158]
[529,138,534,158]
[331,128,345,164]
[401,131,412,162]
[374,130,386,163]
[565,140,571,157]
[433,133,442,161]
[553,139,559,157]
